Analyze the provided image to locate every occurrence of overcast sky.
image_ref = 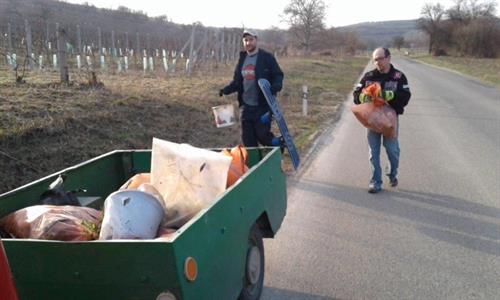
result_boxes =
[62,0,489,28]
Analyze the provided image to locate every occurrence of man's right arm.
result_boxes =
[353,75,367,104]
[268,54,284,95]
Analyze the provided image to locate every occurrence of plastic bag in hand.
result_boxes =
[362,82,385,107]
[351,102,398,138]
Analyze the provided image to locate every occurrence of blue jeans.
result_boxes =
[367,118,399,187]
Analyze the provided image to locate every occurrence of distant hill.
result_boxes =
[0,0,237,51]
[337,20,420,47]
[0,0,423,53]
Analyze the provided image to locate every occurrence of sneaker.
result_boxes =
[368,182,382,194]
[390,178,398,187]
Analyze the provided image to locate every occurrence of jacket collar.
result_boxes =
[374,64,394,76]
[240,48,261,58]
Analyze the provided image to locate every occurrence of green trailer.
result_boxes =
[0,147,287,300]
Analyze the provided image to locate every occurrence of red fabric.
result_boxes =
[0,239,18,300]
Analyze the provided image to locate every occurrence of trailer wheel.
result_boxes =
[239,223,264,300]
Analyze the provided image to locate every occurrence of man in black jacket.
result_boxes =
[353,47,411,193]
[220,29,284,147]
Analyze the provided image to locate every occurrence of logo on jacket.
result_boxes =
[393,71,402,79]
[384,81,397,90]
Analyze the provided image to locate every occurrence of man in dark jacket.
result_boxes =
[220,29,284,147]
[353,47,411,193]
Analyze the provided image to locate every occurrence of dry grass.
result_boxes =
[0,55,367,193]
[410,54,500,88]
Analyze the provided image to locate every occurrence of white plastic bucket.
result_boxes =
[212,104,236,128]
[99,190,164,240]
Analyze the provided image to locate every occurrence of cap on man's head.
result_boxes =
[242,29,257,38]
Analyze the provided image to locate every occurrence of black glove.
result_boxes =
[219,89,224,97]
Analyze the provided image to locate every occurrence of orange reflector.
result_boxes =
[184,257,197,282]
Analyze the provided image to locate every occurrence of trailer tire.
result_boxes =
[239,223,264,300]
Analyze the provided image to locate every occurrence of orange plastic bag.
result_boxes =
[362,82,385,107]
[0,205,102,241]
[221,145,249,187]
[351,102,398,138]
[120,173,151,189]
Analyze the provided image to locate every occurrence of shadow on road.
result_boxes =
[291,178,500,256]
[262,286,339,300]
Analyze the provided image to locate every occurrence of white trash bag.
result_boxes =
[151,138,231,228]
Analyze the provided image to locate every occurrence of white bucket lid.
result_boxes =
[212,104,236,128]
[99,190,164,240]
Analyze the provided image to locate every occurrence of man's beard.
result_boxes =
[246,45,256,53]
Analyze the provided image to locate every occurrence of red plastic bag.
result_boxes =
[0,205,102,241]
[351,102,398,138]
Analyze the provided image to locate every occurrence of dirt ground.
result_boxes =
[0,56,367,193]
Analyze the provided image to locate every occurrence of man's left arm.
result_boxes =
[268,55,284,95]
[385,73,411,110]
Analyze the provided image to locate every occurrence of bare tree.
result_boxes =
[454,18,500,57]
[282,0,326,55]
[419,0,499,57]
[403,30,429,49]
[392,36,406,50]
[258,26,288,54]
[311,27,362,56]
[447,0,497,22]
[337,30,361,56]
[447,0,499,57]
[418,3,447,55]
[311,27,336,51]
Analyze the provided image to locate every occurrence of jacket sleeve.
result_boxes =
[269,55,284,95]
[388,73,411,112]
[353,75,368,104]
[223,60,242,95]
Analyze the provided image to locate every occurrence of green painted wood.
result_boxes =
[172,147,286,300]
[130,150,152,173]
[0,147,286,300]
[3,240,181,300]
[0,151,129,218]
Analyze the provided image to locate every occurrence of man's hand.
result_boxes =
[360,83,393,106]
[382,90,394,101]
[359,93,371,103]
[219,89,224,97]
[260,112,271,124]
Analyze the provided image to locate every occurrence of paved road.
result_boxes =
[262,58,500,299]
